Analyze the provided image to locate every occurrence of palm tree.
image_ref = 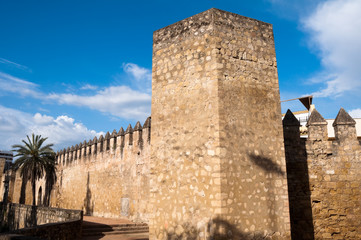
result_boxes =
[12,134,56,206]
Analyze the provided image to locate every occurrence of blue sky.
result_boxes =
[1,0,361,150]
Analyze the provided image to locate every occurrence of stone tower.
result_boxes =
[150,8,290,239]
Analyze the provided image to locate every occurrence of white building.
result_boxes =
[287,107,361,138]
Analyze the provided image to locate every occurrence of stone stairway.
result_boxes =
[81,216,149,240]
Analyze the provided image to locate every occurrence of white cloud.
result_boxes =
[303,0,361,97]
[30,114,104,151]
[0,106,33,136]
[0,58,31,72]
[0,72,42,98]
[0,105,103,151]
[122,63,152,92]
[47,86,151,120]
[33,113,54,125]
[0,63,151,120]
[349,109,361,118]
[123,63,151,81]
[80,84,98,90]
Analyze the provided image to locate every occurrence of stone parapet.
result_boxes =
[283,110,314,239]
[12,219,82,240]
[55,117,151,169]
[0,202,82,231]
[7,117,151,223]
[52,117,151,222]
[285,108,361,239]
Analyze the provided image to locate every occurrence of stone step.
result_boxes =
[83,226,149,233]
[82,222,149,237]
[104,229,149,235]
[82,223,148,229]
[82,228,149,236]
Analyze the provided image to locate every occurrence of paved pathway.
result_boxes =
[81,234,148,240]
[83,216,134,225]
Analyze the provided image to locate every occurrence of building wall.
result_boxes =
[3,8,361,240]
[7,118,151,223]
[0,158,6,202]
[284,109,361,239]
[150,8,290,239]
[7,170,33,205]
[214,9,290,237]
[283,110,314,240]
[150,9,222,240]
[326,118,361,138]
[53,119,151,222]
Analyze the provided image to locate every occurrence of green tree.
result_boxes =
[12,134,56,206]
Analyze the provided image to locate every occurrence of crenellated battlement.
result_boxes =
[304,108,359,144]
[283,108,361,239]
[55,116,151,168]
[46,116,152,221]
[4,8,360,239]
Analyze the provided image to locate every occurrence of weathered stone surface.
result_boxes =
[283,111,314,240]
[51,119,150,223]
[333,108,356,126]
[150,8,290,240]
[0,202,82,231]
[3,117,151,223]
[285,108,361,239]
[307,109,328,141]
[2,8,359,240]
[306,109,327,126]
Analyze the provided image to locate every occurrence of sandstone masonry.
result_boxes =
[284,108,361,239]
[53,117,151,222]
[2,118,151,223]
[150,8,290,239]
[1,8,360,240]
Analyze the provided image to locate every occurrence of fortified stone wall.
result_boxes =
[6,117,151,223]
[0,167,33,205]
[0,158,6,201]
[53,117,151,222]
[284,108,361,239]
[2,8,361,240]
[214,9,289,238]
[150,8,290,239]
[282,110,313,240]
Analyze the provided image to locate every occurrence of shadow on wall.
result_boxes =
[248,154,285,176]
[284,140,314,240]
[19,174,27,204]
[248,153,285,233]
[166,217,276,240]
[165,155,287,240]
[43,164,57,207]
[84,172,94,215]
[28,205,37,227]
[282,110,315,240]
[2,204,38,231]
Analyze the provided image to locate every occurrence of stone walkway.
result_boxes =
[83,216,134,225]
[81,234,149,240]
[81,216,149,240]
